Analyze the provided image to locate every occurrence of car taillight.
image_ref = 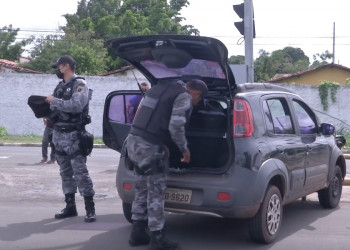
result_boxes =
[217,192,231,201]
[233,99,254,137]
[123,182,132,191]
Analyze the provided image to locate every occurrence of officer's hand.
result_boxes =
[46,95,54,103]
[181,150,191,163]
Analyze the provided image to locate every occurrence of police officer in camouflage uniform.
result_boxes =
[45,55,96,223]
[126,79,208,250]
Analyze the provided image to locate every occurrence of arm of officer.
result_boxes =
[168,92,192,163]
[47,82,89,113]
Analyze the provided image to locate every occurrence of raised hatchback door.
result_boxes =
[108,35,237,92]
[103,90,143,152]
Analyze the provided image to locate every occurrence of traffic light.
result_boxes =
[233,2,256,38]
[233,3,244,36]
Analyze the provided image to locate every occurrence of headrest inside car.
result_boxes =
[151,47,192,68]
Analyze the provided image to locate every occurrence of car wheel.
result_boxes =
[122,202,133,223]
[249,185,282,244]
[318,165,343,209]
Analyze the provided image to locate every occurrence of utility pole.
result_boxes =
[332,22,335,64]
[233,0,255,83]
[244,0,254,82]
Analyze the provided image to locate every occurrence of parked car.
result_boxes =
[103,35,346,244]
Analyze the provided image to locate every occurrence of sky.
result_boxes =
[1,0,349,67]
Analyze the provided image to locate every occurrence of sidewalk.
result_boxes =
[1,142,350,185]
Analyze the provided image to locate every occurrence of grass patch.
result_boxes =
[0,135,42,144]
[0,135,104,144]
[337,128,350,150]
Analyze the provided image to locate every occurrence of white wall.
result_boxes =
[0,71,146,137]
[1,72,350,137]
[280,83,350,131]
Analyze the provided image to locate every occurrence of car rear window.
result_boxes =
[140,59,226,79]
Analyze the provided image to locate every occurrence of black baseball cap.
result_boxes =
[51,55,76,70]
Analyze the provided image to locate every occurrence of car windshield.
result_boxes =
[140,59,226,79]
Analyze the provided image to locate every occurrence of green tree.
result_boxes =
[64,0,197,39]
[254,49,274,82]
[25,0,197,74]
[253,47,310,82]
[310,50,333,68]
[0,25,29,61]
[228,55,245,64]
[22,31,107,75]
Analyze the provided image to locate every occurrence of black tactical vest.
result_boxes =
[51,76,91,125]
[130,81,186,145]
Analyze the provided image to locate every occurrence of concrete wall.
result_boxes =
[278,83,350,131]
[1,72,350,137]
[0,71,146,138]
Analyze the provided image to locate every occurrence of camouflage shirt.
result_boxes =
[50,74,89,114]
[168,91,192,153]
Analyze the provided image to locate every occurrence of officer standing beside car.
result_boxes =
[45,55,96,223]
[126,79,208,250]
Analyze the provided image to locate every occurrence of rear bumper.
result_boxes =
[116,164,261,219]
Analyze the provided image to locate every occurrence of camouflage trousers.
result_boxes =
[132,172,167,231]
[126,134,168,231]
[53,131,95,197]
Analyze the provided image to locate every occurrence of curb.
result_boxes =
[345,179,350,186]
[0,143,107,148]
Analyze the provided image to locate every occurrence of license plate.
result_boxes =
[165,188,192,204]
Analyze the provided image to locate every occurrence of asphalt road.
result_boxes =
[1,146,350,250]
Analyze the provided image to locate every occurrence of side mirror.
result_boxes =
[320,123,335,136]
[335,135,346,149]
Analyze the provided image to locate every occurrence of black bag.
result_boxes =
[78,130,94,156]
[27,95,51,118]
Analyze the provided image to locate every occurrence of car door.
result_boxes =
[291,99,329,192]
[103,90,143,152]
[262,96,307,200]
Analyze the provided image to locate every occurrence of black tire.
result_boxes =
[122,202,133,223]
[318,165,343,209]
[249,185,283,244]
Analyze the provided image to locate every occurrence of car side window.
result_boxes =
[264,98,295,134]
[108,94,142,124]
[292,100,317,135]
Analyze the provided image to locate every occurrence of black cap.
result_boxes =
[51,55,76,70]
[27,95,51,118]
[186,79,208,98]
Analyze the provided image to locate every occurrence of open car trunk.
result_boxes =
[168,96,232,173]
[103,90,233,174]
[104,35,237,174]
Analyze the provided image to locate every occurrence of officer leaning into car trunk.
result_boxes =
[45,55,96,223]
[126,79,207,250]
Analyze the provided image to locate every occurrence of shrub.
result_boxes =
[0,126,8,137]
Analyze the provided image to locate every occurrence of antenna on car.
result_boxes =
[131,67,146,96]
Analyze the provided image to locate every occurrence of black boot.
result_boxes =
[149,230,180,250]
[129,220,150,246]
[84,196,96,223]
[55,193,78,219]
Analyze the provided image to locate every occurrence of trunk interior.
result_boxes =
[168,96,231,172]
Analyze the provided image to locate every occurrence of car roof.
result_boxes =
[236,82,296,94]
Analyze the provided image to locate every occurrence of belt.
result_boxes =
[130,127,163,146]
[54,125,82,133]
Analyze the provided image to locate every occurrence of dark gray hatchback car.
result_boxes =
[103,35,346,243]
